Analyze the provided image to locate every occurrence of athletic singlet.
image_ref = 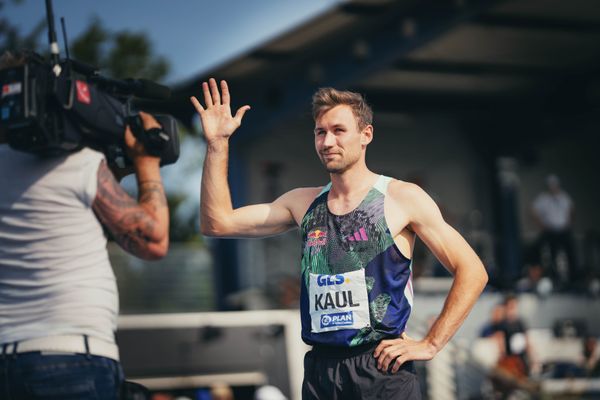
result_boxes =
[300,175,414,347]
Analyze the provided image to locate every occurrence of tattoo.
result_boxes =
[114,211,156,255]
[92,160,165,258]
[96,161,139,209]
[139,181,167,212]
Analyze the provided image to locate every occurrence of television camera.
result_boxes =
[0,0,179,167]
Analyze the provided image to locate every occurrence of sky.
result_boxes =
[3,0,346,221]
[3,0,345,213]
[4,0,344,84]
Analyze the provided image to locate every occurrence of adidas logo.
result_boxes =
[347,227,368,242]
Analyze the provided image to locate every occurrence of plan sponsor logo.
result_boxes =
[307,229,327,247]
[320,311,354,329]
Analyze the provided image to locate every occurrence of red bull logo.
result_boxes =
[307,229,327,247]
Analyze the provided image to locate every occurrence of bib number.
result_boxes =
[309,270,370,333]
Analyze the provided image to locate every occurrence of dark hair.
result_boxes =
[0,51,28,70]
[503,293,517,305]
[1,50,46,70]
[312,87,373,130]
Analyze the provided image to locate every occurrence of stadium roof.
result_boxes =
[161,0,600,145]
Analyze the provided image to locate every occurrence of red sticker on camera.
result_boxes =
[75,80,91,104]
[2,82,22,98]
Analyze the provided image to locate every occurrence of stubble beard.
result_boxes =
[320,153,359,174]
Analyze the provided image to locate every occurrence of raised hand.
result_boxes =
[190,78,250,145]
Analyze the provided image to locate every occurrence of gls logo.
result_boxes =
[316,274,348,287]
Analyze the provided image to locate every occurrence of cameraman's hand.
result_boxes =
[190,78,250,149]
[110,112,160,180]
[125,111,161,168]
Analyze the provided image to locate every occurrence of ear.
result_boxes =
[360,125,373,146]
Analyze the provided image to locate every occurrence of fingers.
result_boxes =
[390,356,407,373]
[209,78,221,105]
[374,336,412,372]
[202,81,212,107]
[190,96,204,114]
[221,80,230,105]
[378,349,408,373]
[373,342,387,358]
[138,111,161,129]
[234,105,251,124]
[124,125,135,148]
[376,346,403,371]
[195,78,231,109]
[373,338,400,358]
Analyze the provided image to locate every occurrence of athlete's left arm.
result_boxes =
[374,182,488,372]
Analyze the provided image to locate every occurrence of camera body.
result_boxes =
[0,52,179,166]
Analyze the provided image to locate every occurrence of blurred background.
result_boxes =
[3,0,600,399]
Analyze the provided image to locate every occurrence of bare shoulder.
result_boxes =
[386,179,430,204]
[277,186,323,224]
[386,179,441,222]
[279,186,323,201]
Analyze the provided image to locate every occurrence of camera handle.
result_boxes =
[126,114,170,158]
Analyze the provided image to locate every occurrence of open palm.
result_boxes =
[190,78,250,143]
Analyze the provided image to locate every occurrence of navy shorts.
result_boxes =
[302,342,422,400]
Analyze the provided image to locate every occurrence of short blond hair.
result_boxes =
[312,87,373,130]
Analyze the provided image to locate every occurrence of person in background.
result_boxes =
[532,174,578,286]
[480,303,505,338]
[516,262,553,297]
[496,295,538,378]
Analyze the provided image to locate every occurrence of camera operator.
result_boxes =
[0,51,169,399]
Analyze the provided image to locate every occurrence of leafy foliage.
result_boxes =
[0,5,170,81]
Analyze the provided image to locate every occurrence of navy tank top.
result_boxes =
[300,175,414,347]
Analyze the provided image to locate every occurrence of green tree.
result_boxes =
[69,17,108,68]
[70,18,169,81]
[0,0,45,54]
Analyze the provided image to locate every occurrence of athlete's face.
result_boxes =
[314,105,372,174]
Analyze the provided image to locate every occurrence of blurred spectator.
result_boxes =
[480,303,505,338]
[487,295,540,399]
[152,394,175,400]
[516,263,554,297]
[210,382,234,400]
[254,385,288,400]
[532,174,578,286]
[541,334,600,379]
[583,336,600,377]
[497,294,537,377]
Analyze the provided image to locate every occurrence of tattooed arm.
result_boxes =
[92,112,169,260]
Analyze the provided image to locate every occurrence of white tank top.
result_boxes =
[0,147,118,344]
